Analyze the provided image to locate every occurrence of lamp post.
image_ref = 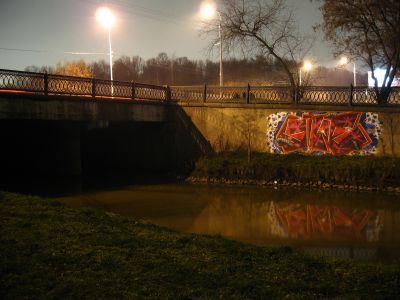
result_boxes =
[96,7,115,92]
[338,56,356,86]
[201,2,223,88]
[299,61,313,86]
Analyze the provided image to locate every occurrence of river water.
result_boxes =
[57,181,400,263]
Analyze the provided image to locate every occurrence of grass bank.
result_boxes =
[190,153,400,191]
[1,192,399,299]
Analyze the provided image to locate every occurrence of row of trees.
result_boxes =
[200,0,398,103]
[316,0,400,103]
[25,54,363,87]
[26,0,399,98]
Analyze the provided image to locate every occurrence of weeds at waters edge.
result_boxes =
[1,192,400,299]
[191,153,400,190]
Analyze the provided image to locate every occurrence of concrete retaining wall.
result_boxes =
[181,104,400,156]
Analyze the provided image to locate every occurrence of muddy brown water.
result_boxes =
[59,182,400,263]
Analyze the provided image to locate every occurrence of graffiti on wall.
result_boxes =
[267,202,382,242]
[267,112,382,155]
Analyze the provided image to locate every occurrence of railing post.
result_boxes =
[246,83,251,104]
[349,84,354,107]
[294,87,298,105]
[203,84,207,103]
[92,78,96,98]
[165,85,171,101]
[44,72,48,95]
[131,81,136,100]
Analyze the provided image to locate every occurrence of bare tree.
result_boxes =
[233,112,259,163]
[201,0,314,98]
[315,0,400,104]
[24,65,52,74]
[91,60,110,80]
[386,114,400,156]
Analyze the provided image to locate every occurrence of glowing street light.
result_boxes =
[201,1,223,88]
[339,56,348,66]
[200,2,217,19]
[96,7,115,86]
[299,61,313,86]
[338,56,356,86]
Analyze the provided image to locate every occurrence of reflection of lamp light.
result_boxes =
[200,1,223,87]
[96,7,115,85]
[338,56,356,86]
[299,61,313,86]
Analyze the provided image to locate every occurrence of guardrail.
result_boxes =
[0,69,168,101]
[171,84,400,106]
[1,69,399,106]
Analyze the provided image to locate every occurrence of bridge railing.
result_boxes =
[172,84,400,106]
[0,69,168,101]
[1,69,400,106]
[171,85,293,104]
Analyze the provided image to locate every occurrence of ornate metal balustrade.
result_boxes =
[1,68,400,106]
[171,86,206,102]
[387,88,400,105]
[47,74,92,96]
[352,87,378,105]
[250,86,293,104]
[0,69,44,92]
[0,69,168,101]
[135,83,167,101]
[171,84,400,107]
[171,85,293,104]
[299,86,349,105]
[206,86,247,103]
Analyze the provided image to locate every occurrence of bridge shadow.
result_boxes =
[169,104,213,159]
[0,104,213,197]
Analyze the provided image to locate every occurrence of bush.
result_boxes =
[192,152,400,188]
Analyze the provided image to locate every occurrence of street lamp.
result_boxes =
[338,56,356,86]
[96,7,115,88]
[299,61,313,86]
[201,1,223,88]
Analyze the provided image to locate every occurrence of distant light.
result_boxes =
[368,69,389,87]
[96,7,115,29]
[200,1,217,19]
[367,68,400,87]
[339,56,348,66]
[303,61,313,71]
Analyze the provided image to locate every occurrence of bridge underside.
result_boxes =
[0,93,210,177]
[0,119,173,176]
[0,93,177,177]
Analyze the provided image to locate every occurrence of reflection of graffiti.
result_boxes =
[267,202,382,242]
[267,112,381,155]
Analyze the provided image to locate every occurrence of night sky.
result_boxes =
[0,0,334,71]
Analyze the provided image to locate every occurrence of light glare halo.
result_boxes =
[303,61,313,71]
[200,2,216,19]
[96,7,115,29]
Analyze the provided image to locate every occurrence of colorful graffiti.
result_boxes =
[267,202,382,242]
[267,112,382,155]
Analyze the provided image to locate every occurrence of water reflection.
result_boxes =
[192,200,383,243]
[61,184,400,262]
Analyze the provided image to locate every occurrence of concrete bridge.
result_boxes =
[1,69,399,177]
[0,69,211,176]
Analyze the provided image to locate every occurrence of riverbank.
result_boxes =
[1,192,399,299]
[189,153,400,192]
